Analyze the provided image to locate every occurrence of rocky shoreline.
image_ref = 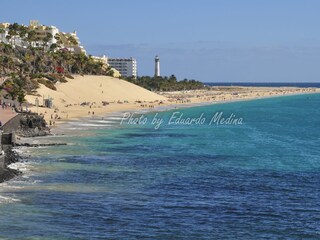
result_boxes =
[0,113,51,183]
[0,147,21,183]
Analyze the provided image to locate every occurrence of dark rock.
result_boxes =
[0,168,21,183]
[0,147,22,183]
[1,113,50,138]
[16,142,67,147]
[0,113,51,182]
[16,114,51,137]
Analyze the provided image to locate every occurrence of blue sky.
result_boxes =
[1,0,320,82]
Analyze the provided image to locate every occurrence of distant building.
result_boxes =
[57,31,86,54]
[0,23,14,46]
[28,20,59,48]
[92,55,121,78]
[155,55,160,77]
[0,20,86,54]
[91,55,108,65]
[107,57,137,78]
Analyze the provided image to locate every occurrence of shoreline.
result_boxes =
[2,84,320,183]
[10,90,320,167]
[24,75,320,127]
[49,89,320,133]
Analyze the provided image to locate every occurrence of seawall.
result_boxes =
[0,113,50,182]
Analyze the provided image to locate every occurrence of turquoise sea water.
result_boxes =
[0,94,320,239]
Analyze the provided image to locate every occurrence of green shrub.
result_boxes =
[65,74,74,79]
[38,78,57,90]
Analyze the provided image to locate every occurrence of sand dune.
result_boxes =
[25,75,166,123]
[27,75,166,105]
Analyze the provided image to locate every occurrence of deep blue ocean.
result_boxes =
[0,93,320,239]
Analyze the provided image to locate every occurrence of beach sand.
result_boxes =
[24,75,320,125]
[25,75,166,125]
[160,86,320,104]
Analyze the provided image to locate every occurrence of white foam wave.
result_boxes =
[85,124,112,127]
[0,195,21,204]
[8,161,30,172]
[88,120,117,124]
[105,117,122,120]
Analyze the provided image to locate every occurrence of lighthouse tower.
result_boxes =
[154,55,160,77]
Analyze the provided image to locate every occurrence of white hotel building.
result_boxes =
[107,57,137,78]
[0,20,86,54]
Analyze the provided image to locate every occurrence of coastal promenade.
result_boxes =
[0,107,18,182]
[0,77,16,125]
[0,108,17,126]
[0,105,17,157]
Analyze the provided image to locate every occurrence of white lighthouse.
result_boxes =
[155,55,160,77]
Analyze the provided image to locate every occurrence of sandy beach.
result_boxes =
[24,75,320,126]
[160,86,320,104]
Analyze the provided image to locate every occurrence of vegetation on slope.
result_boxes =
[0,23,115,103]
[0,43,113,103]
[124,75,204,91]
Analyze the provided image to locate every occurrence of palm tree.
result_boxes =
[26,30,37,47]
[18,25,28,40]
[67,35,78,46]
[0,43,13,54]
[8,23,20,46]
[0,27,5,37]
[54,33,63,48]
[42,32,53,51]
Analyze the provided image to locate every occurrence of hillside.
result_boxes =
[26,75,166,104]
[25,75,167,122]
